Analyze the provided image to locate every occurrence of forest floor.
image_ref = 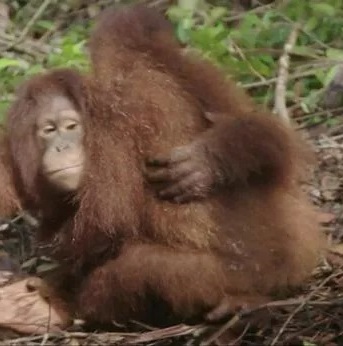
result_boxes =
[0,124,343,346]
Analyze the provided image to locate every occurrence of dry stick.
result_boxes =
[242,65,338,89]
[295,106,343,122]
[224,4,273,23]
[278,13,330,50]
[270,271,342,346]
[0,33,50,59]
[127,324,206,344]
[145,0,172,9]
[317,133,343,149]
[229,322,251,345]
[202,298,305,346]
[40,332,49,346]
[0,0,53,54]
[5,294,343,345]
[296,108,343,131]
[7,331,132,345]
[273,23,301,125]
[202,271,343,346]
[231,40,266,82]
[281,318,330,345]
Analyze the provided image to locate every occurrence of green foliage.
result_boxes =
[46,35,88,69]
[1,0,343,125]
[167,0,343,123]
[0,21,89,117]
[303,341,317,346]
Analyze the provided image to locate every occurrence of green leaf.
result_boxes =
[292,46,321,59]
[300,101,310,114]
[21,257,38,270]
[36,261,59,273]
[326,48,343,60]
[0,58,26,70]
[176,23,189,43]
[72,40,86,55]
[327,117,339,127]
[35,19,54,30]
[304,16,318,32]
[303,341,317,346]
[323,65,341,87]
[208,6,228,22]
[176,18,193,43]
[167,6,190,21]
[178,0,200,11]
[26,64,44,76]
[240,13,262,30]
[311,3,335,17]
[249,58,272,77]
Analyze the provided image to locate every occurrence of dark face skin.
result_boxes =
[36,95,85,192]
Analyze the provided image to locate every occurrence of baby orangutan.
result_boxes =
[1,4,323,330]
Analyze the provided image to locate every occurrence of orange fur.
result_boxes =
[5,4,323,327]
[0,127,21,217]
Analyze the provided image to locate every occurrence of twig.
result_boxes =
[0,0,53,54]
[40,332,49,345]
[270,271,342,346]
[230,40,266,82]
[273,23,300,125]
[329,133,343,142]
[241,67,335,89]
[277,13,330,50]
[145,0,172,10]
[203,272,343,346]
[224,4,274,23]
[126,324,206,344]
[296,107,343,131]
[294,60,343,72]
[0,32,51,60]
[316,133,343,148]
[229,322,251,345]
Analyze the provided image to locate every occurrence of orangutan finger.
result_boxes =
[205,297,233,322]
[158,173,198,199]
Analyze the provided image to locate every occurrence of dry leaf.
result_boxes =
[0,279,68,335]
[318,211,336,224]
[321,174,340,201]
[329,243,343,256]
[0,270,14,287]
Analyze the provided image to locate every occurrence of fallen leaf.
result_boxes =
[321,174,340,201]
[0,270,14,287]
[318,212,336,224]
[329,243,343,256]
[0,279,68,335]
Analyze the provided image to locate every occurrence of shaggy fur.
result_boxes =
[0,127,21,217]
[4,4,323,326]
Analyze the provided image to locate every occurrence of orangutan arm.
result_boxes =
[146,111,295,203]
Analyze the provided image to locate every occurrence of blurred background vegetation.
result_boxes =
[1,0,343,128]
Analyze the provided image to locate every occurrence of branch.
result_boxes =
[0,32,52,60]
[272,24,300,125]
[0,0,53,54]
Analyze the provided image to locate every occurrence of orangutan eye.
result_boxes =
[43,125,56,135]
[38,124,56,138]
[66,122,78,131]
